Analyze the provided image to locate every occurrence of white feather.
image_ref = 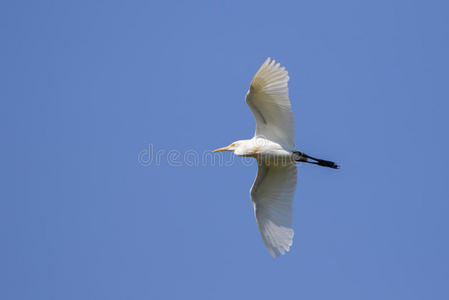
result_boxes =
[246,57,295,150]
[250,161,297,257]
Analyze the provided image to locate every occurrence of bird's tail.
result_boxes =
[293,151,340,169]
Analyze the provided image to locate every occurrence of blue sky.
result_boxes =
[2,0,449,299]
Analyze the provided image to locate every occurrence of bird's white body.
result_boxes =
[214,58,337,257]
[232,138,293,161]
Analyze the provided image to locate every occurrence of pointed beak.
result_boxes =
[213,146,231,152]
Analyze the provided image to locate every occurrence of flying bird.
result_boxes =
[214,58,339,257]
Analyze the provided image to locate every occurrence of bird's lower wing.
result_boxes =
[250,160,297,257]
[246,58,295,149]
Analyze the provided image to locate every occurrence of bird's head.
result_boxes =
[213,140,250,156]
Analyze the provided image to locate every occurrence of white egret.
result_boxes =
[214,58,339,257]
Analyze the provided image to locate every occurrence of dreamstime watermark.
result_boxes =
[138,137,298,168]
[138,144,256,167]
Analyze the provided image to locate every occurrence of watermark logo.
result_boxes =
[138,140,295,168]
[138,144,255,167]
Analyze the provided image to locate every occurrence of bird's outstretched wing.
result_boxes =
[250,160,297,257]
[246,58,295,149]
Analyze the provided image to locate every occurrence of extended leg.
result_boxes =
[293,151,340,169]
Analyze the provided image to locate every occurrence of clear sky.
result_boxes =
[2,0,449,299]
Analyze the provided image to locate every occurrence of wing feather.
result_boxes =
[250,160,297,257]
[246,57,295,149]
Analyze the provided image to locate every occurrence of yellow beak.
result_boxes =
[213,146,231,152]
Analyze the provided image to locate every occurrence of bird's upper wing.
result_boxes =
[246,58,295,149]
[250,160,297,257]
